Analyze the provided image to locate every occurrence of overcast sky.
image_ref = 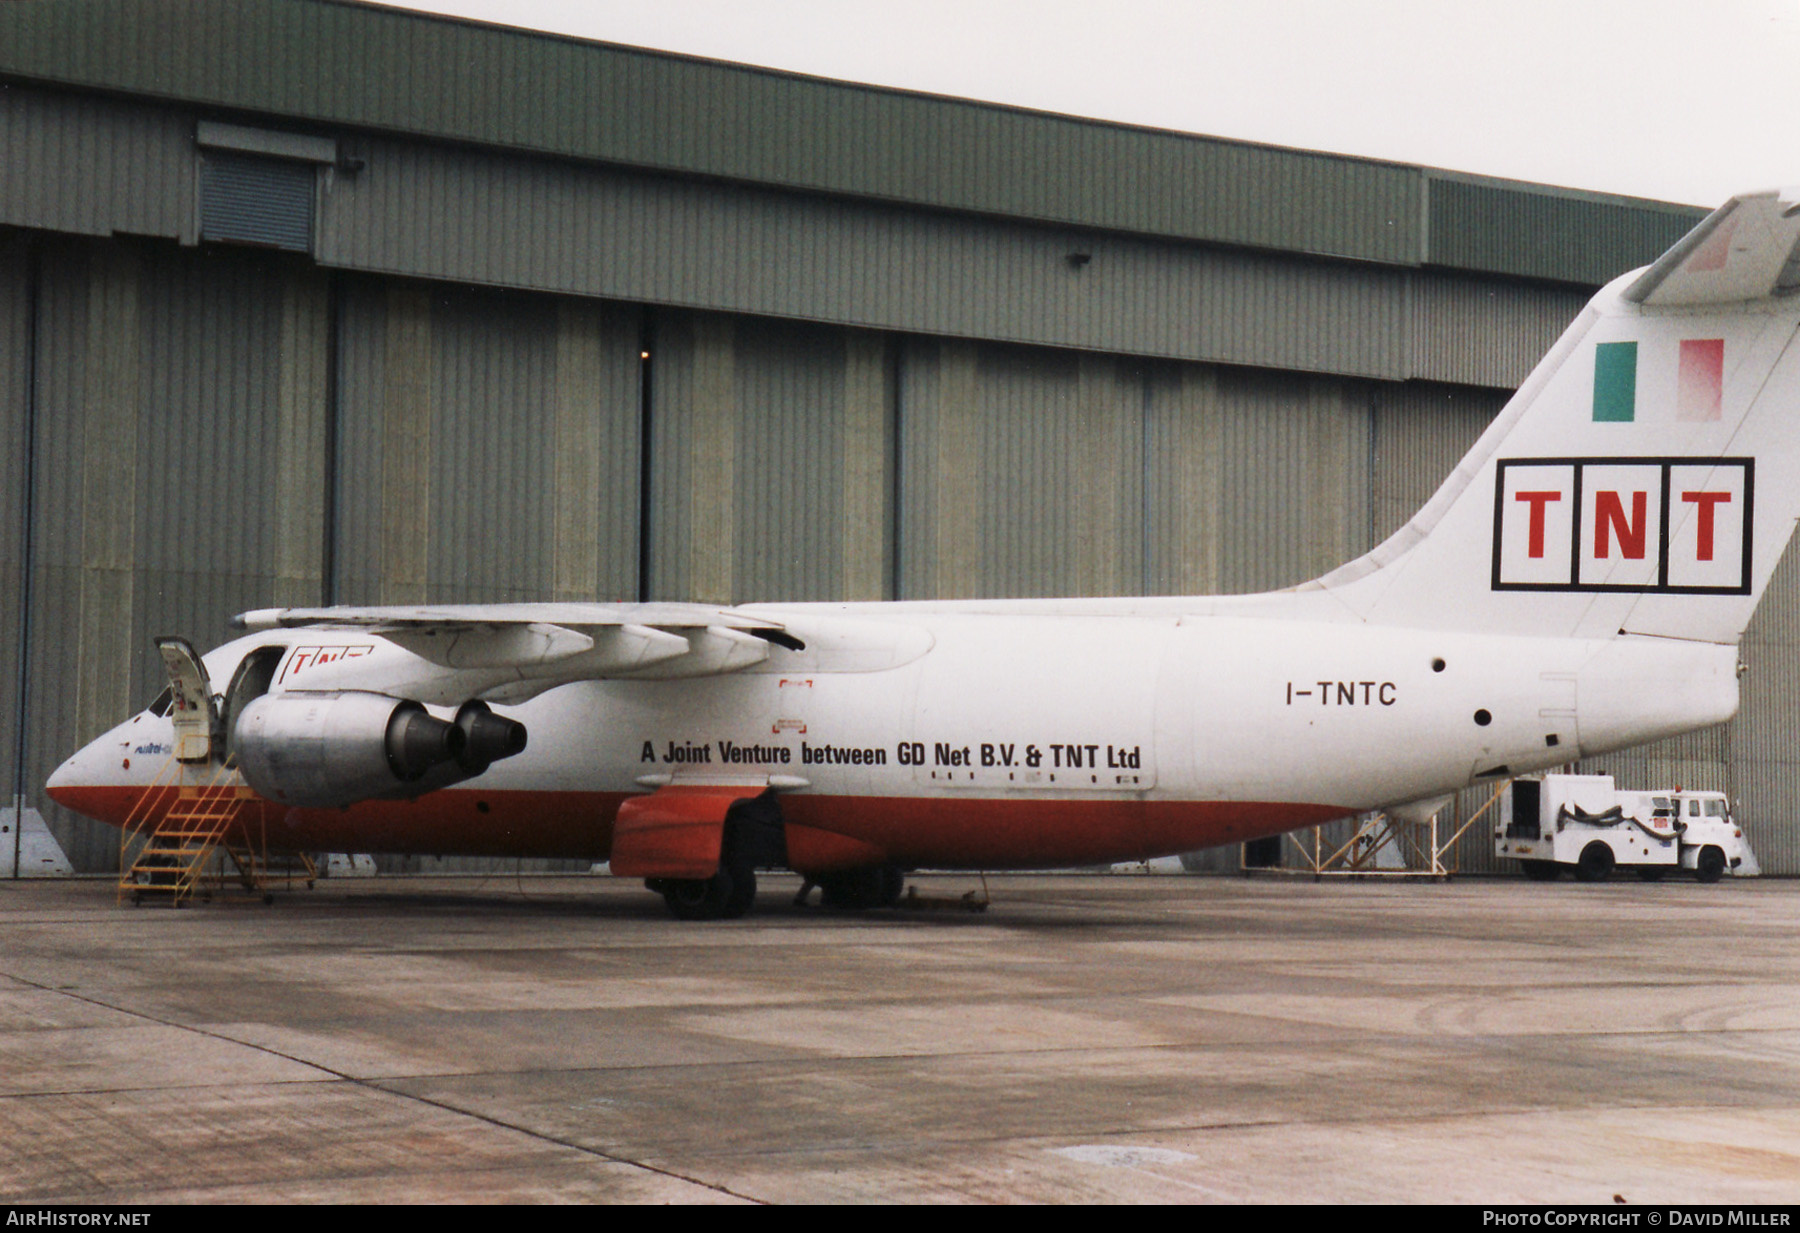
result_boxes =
[386,0,1800,209]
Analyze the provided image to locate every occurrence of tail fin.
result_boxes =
[1317,188,1800,645]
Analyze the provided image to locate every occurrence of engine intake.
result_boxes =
[234,691,525,809]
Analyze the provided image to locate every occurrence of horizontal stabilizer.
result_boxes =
[1625,189,1800,307]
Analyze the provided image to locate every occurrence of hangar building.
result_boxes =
[5,0,1786,875]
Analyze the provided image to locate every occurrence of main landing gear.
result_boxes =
[645,792,785,922]
[635,792,911,920]
[652,864,757,921]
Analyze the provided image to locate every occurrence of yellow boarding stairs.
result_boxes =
[116,757,319,907]
[115,635,316,907]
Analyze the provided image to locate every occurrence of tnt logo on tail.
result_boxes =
[1492,457,1753,594]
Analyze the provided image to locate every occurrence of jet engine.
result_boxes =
[233,691,527,809]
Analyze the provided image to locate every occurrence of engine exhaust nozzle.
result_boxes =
[454,700,528,774]
[384,702,464,781]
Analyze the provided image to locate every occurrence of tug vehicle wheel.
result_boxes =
[1574,842,1614,884]
[1695,846,1727,884]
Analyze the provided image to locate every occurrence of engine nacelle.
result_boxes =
[233,691,523,809]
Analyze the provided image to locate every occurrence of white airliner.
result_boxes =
[45,189,1800,917]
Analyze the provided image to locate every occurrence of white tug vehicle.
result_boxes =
[1496,773,1758,883]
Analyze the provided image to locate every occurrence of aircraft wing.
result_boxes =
[232,603,798,682]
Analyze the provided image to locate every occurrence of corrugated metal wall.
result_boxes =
[728,318,889,603]
[1140,365,1375,597]
[1407,273,1589,390]
[0,85,1594,391]
[898,342,1145,600]
[1427,174,1701,288]
[0,0,1425,267]
[0,236,29,848]
[333,280,642,606]
[0,2,1711,282]
[1369,382,1506,542]
[0,84,193,244]
[894,347,1379,603]
[646,311,891,604]
[317,129,1562,383]
[20,239,324,870]
[1730,548,1800,876]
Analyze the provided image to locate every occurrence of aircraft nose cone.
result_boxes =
[44,749,85,807]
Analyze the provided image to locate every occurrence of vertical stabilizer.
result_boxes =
[1313,189,1800,645]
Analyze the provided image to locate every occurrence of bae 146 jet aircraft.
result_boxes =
[45,188,1800,917]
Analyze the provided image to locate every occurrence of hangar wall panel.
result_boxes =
[1725,540,1800,875]
[0,85,1612,395]
[644,311,733,604]
[21,240,323,870]
[969,347,1143,599]
[318,132,1566,387]
[898,351,1380,603]
[1407,274,1587,389]
[1368,382,1506,543]
[897,341,1145,600]
[729,318,841,603]
[1141,365,1224,597]
[1427,175,1700,289]
[0,85,193,244]
[0,238,27,841]
[424,292,557,603]
[0,0,1425,268]
[1212,370,1373,595]
[729,318,891,603]
[647,311,890,604]
[895,339,977,600]
[553,300,644,602]
[334,281,641,605]
[1143,365,1377,600]
[0,0,1698,280]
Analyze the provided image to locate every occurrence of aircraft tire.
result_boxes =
[1574,842,1614,884]
[660,869,738,921]
[1520,860,1560,882]
[816,865,905,909]
[1695,846,1727,884]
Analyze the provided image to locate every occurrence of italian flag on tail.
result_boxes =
[1593,338,1723,422]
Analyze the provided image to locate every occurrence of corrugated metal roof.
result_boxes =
[0,0,1705,283]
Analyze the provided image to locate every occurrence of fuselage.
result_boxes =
[47,602,1739,872]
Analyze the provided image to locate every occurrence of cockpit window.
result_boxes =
[149,687,174,717]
